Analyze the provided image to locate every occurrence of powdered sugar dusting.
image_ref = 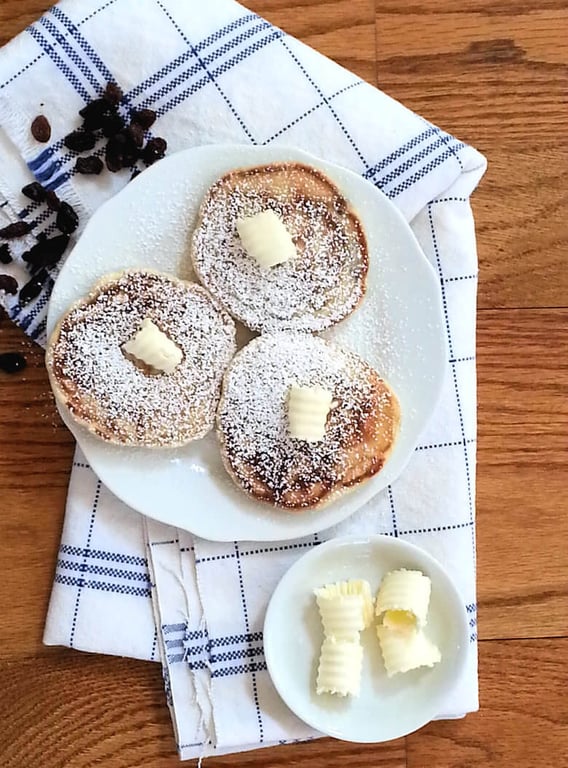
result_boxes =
[218,332,399,509]
[191,163,368,333]
[48,270,236,446]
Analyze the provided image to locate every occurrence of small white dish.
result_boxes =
[264,535,469,743]
[47,144,446,542]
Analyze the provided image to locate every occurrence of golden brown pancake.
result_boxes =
[46,269,236,447]
[190,162,368,334]
[216,332,400,511]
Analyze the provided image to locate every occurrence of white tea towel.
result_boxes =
[43,447,157,661]
[0,0,485,759]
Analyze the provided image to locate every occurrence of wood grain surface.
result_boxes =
[1,0,567,766]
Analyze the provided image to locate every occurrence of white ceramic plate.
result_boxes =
[47,145,446,542]
[264,535,469,743]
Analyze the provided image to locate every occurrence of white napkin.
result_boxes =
[0,0,485,760]
[43,448,158,661]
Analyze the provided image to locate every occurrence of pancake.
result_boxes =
[190,162,368,334]
[216,332,400,511]
[46,269,236,447]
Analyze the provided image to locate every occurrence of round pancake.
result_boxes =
[46,269,236,447]
[216,332,400,511]
[190,162,368,334]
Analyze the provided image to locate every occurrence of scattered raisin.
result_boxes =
[0,221,32,239]
[79,98,112,131]
[105,134,131,173]
[21,234,69,268]
[64,130,97,152]
[21,182,47,203]
[31,115,51,143]
[0,352,27,373]
[126,122,145,148]
[105,153,123,173]
[117,129,140,167]
[75,156,104,175]
[131,108,157,130]
[79,101,99,119]
[0,244,11,264]
[105,139,122,173]
[142,137,167,166]
[45,190,61,211]
[100,111,125,138]
[122,150,139,168]
[19,271,47,305]
[56,202,79,234]
[103,82,123,106]
[0,274,18,294]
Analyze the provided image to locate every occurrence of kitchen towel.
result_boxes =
[0,0,485,760]
[145,166,483,760]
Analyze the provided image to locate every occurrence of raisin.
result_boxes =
[0,244,11,264]
[64,130,97,152]
[100,111,125,138]
[142,137,167,166]
[129,168,142,182]
[121,145,140,168]
[105,153,122,173]
[21,182,47,203]
[56,202,79,234]
[79,97,106,119]
[75,155,104,175]
[131,108,157,130]
[31,115,51,142]
[114,129,140,168]
[22,234,69,268]
[103,82,123,106]
[0,274,18,294]
[19,271,46,305]
[126,122,145,148]
[0,221,32,239]
[45,190,61,212]
[0,352,27,373]
[79,98,112,131]
[105,135,124,172]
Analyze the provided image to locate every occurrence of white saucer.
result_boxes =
[264,535,469,742]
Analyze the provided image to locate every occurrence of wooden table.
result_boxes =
[1,1,566,766]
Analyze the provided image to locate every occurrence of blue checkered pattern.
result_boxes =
[0,0,486,759]
[162,623,267,678]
